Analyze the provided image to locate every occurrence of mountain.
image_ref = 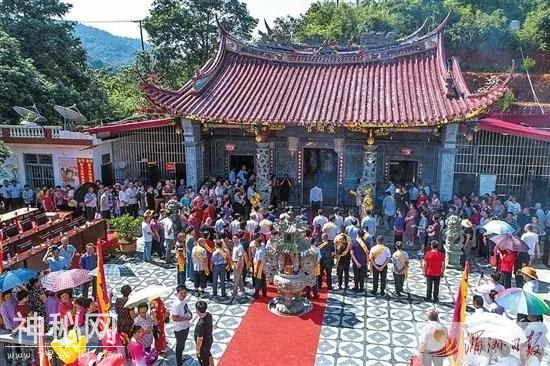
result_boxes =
[74,23,149,69]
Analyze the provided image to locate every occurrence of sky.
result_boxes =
[65,0,320,39]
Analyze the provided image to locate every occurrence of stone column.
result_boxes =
[438,124,459,201]
[182,119,203,190]
[363,145,377,187]
[256,142,270,206]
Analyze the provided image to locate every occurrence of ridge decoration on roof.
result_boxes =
[141,14,511,129]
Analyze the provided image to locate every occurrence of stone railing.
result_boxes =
[8,127,44,138]
[3,126,94,141]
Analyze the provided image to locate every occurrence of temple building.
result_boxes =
[85,16,550,207]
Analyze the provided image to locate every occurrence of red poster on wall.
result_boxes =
[77,158,95,183]
[165,162,176,172]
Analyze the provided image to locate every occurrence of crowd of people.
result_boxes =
[1,167,549,365]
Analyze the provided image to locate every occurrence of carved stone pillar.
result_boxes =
[363,145,377,187]
[438,124,458,201]
[256,142,270,206]
[182,119,203,190]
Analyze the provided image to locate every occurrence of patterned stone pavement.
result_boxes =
[109,238,549,365]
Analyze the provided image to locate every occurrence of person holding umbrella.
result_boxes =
[497,250,516,289]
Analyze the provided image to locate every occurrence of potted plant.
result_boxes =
[109,214,142,253]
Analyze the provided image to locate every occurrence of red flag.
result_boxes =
[430,261,470,365]
[38,319,50,366]
[95,240,110,322]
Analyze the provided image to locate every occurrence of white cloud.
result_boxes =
[66,0,319,39]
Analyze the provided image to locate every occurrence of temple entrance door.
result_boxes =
[303,148,338,206]
[389,160,418,186]
[229,155,255,175]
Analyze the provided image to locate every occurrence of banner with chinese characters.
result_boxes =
[58,158,80,187]
[77,158,94,183]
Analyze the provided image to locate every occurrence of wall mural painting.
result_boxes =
[0,155,19,183]
[59,157,80,187]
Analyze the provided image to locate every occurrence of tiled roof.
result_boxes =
[142,20,510,128]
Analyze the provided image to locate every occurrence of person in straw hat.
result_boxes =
[142,209,154,262]
[520,266,539,293]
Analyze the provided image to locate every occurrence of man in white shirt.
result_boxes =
[369,236,391,296]
[474,272,505,306]
[232,238,246,296]
[246,213,259,235]
[117,185,129,215]
[309,184,323,212]
[333,207,344,231]
[230,214,241,235]
[521,224,540,262]
[322,215,338,243]
[160,211,175,264]
[505,195,521,215]
[343,209,356,228]
[361,209,377,236]
[171,285,193,366]
[418,308,448,366]
[312,209,328,229]
[126,182,139,217]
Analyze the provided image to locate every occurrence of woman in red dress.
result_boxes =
[42,189,55,212]
[151,298,168,354]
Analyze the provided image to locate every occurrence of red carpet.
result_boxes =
[219,286,328,366]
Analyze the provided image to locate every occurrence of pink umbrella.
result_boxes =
[41,269,91,292]
[490,233,529,252]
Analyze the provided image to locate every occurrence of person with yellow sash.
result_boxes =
[304,239,322,299]
[369,236,391,297]
[391,241,410,297]
[176,245,187,286]
[351,235,369,292]
[253,241,267,299]
[192,238,209,296]
[334,228,352,291]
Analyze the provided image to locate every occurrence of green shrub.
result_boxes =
[109,214,142,244]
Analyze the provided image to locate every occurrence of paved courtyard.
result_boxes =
[107,238,550,366]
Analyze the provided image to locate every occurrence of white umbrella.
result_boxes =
[466,312,527,345]
[483,220,514,235]
[124,284,171,309]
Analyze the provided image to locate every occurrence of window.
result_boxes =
[24,154,54,188]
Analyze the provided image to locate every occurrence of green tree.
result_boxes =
[0,26,52,120]
[0,0,112,123]
[96,66,146,121]
[143,0,257,87]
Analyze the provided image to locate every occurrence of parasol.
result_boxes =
[0,268,37,291]
[490,234,529,252]
[483,220,514,235]
[73,182,99,203]
[124,284,171,309]
[466,312,526,345]
[495,288,550,315]
[90,264,135,279]
[41,269,91,292]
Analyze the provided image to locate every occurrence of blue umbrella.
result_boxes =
[483,220,514,235]
[0,268,38,291]
[495,288,550,315]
